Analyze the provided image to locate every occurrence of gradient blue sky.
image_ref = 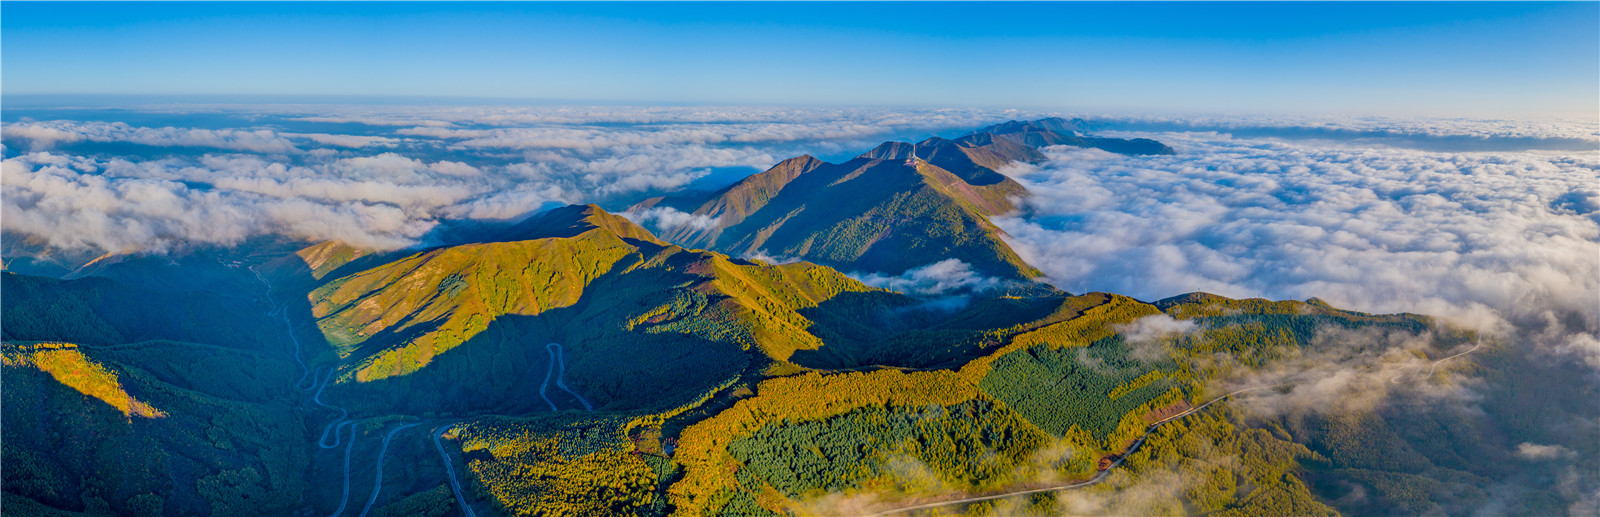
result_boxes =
[3,2,1596,117]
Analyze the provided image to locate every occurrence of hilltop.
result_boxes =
[5,118,1589,517]
[632,118,1170,280]
[279,204,1075,415]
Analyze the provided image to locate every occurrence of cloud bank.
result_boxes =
[2,106,1032,257]
[854,259,1002,297]
[3,120,300,153]
[995,133,1599,367]
[1,152,447,251]
[621,206,721,232]
[5,108,1596,361]
[1073,113,1599,152]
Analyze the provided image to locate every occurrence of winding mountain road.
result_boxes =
[422,343,593,516]
[249,264,378,517]
[247,265,313,389]
[357,423,423,517]
[313,368,354,449]
[538,342,593,411]
[433,424,478,517]
[327,418,363,517]
[1392,341,1483,384]
[249,265,596,516]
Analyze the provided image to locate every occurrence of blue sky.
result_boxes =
[3,2,1596,117]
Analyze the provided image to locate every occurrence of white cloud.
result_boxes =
[428,160,481,177]
[0,124,85,148]
[995,134,1600,367]
[1516,442,1577,461]
[1116,314,1199,345]
[440,186,566,221]
[4,120,299,153]
[1224,326,1482,417]
[1067,113,1599,150]
[621,206,720,232]
[742,250,804,265]
[0,153,428,251]
[279,104,1009,130]
[1115,314,1199,362]
[854,259,1002,297]
[0,151,510,252]
[282,132,400,148]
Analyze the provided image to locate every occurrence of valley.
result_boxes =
[2,118,1593,517]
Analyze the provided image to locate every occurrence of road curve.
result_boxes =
[314,368,354,449]
[247,265,312,389]
[866,384,1286,516]
[250,262,366,517]
[539,342,593,412]
[328,419,363,517]
[432,424,478,517]
[357,423,423,517]
[1391,340,1483,385]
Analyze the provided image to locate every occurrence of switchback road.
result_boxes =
[357,423,423,517]
[538,342,593,411]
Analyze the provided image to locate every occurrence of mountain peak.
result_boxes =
[767,154,827,177]
[626,119,1178,280]
[856,141,917,161]
[504,204,666,246]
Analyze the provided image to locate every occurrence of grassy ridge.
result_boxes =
[665,294,1158,515]
[7,189,1585,517]
[639,118,1178,281]
[659,292,1455,516]
[304,205,954,417]
[643,154,1039,280]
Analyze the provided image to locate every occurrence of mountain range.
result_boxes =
[632,117,1171,281]
[3,119,1590,517]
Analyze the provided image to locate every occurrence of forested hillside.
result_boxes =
[4,119,1590,517]
[630,118,1173,280]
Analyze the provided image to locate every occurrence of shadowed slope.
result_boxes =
[301,204,969,414]
[639,155,1040,280]
[632,118,1175,280]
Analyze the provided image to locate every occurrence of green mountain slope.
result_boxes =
[660,293,1439,516]
[7,111,1592,517]
[635,154,1040,280]
[0,272,311,516]
[296,205,1126,417]
[6,233,1590,517]
[299,204,974,415]
[632,118,1174,280]
[1,272,281,351]
[3,341,309,517]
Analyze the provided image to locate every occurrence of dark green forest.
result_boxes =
[4,121,1594,517]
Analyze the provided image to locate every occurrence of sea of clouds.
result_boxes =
[4,105,1596,346]
[5,105,1598,514]
[1,105,1014,252]
[993,131,1599,368]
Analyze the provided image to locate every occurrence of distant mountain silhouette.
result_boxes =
[632,118,1173,280]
